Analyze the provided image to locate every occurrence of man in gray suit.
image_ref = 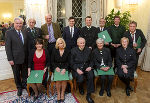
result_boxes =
[5,17,28,96]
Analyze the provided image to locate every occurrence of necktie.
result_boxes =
[18,31,23,44]
[31,29,35,37]
[131,34,134,41]
[48,26,51,42]
[70,28,73,38]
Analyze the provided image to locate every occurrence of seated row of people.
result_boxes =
[27,37,136,103]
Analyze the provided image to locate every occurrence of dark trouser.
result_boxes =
[118,76,131,88]
[135,53,139,70]
[74,70,95,94]
[100,75,114,91]
[11,64,27,90]
[110,46,117,70]
[47,42,55,66]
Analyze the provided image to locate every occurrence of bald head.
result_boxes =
[45,14,52,25]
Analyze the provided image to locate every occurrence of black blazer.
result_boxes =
[80,26,98,49]
[28,49,50,70]
[71,46,92,71]
[51,48,70,72]
[62,26,80,49]
[5,28,28,64]
[97,27,107,33]
[123,29,147,50]
[26,27,42,53]
[116,47,136,77]
[92,47,112,69]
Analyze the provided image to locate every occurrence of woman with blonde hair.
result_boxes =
[116,37,136,96]
[51,38,70,102]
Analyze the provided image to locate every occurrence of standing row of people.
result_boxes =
[5,14,146,103]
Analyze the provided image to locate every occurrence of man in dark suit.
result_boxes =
[5,17,28,96]
[71,37,94,103]
[123,21,147,70]
[80,16,98,50]
[26,18,42,53]
[63,16,80,50]
[97,18,110,47]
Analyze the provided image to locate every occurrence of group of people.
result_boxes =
[5,14,147,103]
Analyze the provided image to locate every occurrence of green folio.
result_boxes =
[136,36,141,49]
[27,70,44,83]
[53,69,69,81]
[97,66,114,75]
[98,30,112,43]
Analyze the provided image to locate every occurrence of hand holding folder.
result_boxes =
[136,36,141,49]
[53,69,69,81]
[27,70,44,83]
[98,30,112,43]
[97,66,114,75]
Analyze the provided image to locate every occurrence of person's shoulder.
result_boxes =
[103,47,110,52]
[6,28,15,35]
[136,29,143,33]
[41,23,47,28]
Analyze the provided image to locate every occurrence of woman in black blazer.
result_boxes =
[116,37,136,96]
[51,38,70,103]
[92,38,113,97]
[28,38,50,101]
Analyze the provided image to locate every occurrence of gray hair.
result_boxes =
[14,17,24,23]
[77,37,85,43]
[96,38,104,44]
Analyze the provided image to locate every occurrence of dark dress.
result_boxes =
[51,48,70,72]
[71,46,94,94]
[92,47,113,91]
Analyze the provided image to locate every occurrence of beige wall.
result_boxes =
[0,0,24,23]
[106,0,150,36]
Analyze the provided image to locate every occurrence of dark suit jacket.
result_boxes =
[123,29,147,50]
[62,26,80,49]
[116,47,136,78]
[97,27,107,33]
[92,47,112,69]
[26,27,42,52]
[41,22,61,45]
[5,28,28,64]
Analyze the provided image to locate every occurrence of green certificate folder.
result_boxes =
[98,30,112,43]
[97,67,114,75]
[136,36,141,49]
[27,70,44,83]
[53,69,69,81]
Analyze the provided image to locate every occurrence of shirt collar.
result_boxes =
[114,24,119,27]
[130,30,136,35]
[86,26,91,29]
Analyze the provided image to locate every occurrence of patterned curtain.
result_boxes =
[24,0,48,27]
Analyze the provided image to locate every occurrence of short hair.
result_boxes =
[121,37,129,44]
[55,38,66,49]
[99,18,106,22]
[68,16,75,21]
[114,16,120,20]
[45,14,52,19]
[96,38,104,44]
[28,18,36,24]
[77,37,85,43]
[14,17,24,23]
[35,38,44,45]
[129,21,137,27]
[85,16,92,20]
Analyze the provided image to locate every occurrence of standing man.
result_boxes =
[97,18,107,33]
[41,14,61,55]
[26,18,42,53]
[5,17,28,96]
[80,16,98,50]
[71,37,94,103]
[108,16,126,70]
[124,21,147,70]
[63,16,80,50]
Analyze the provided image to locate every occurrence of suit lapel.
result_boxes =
[67,26,72,38]
[13,29,24,45]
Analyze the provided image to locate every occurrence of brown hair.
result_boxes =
[85,16,92,20]
[129,21,137,27]
[35,38,44,45]
[114,16,120,20]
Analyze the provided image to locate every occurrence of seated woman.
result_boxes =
[116,37,136,96]
[92,38,114,97]
[51,38,70,103]
[28,38,50,101]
